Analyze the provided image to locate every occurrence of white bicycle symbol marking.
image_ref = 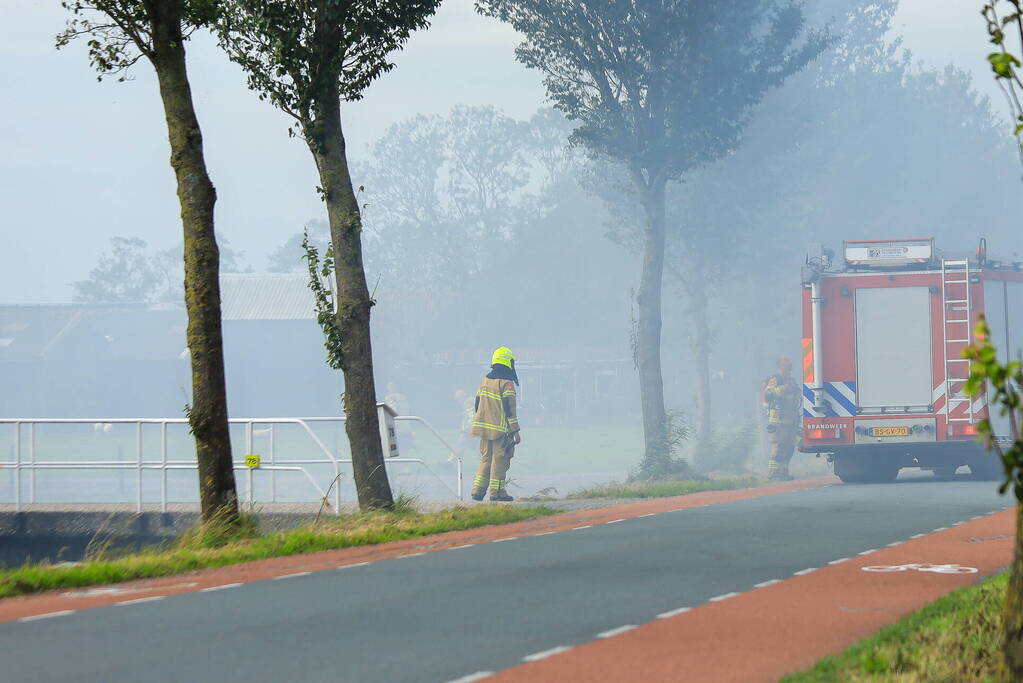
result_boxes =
[861,563,978,574]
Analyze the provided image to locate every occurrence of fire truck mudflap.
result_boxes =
[798,238,1023,484]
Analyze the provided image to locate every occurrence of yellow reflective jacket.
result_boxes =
[471,377,519,439]
[764,374,801,425]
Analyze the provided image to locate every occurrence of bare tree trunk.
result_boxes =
[635,176,669,477]
[147,0,238,524]
[1006,502,1023,677]
[307,85,394,511]
[686,258,713,470]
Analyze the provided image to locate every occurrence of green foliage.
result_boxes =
[784,572,1008,681]
[476,0,830,185]
[964,315,1023,499]
[56,1,220,79]
[72,235,246,305]
[633,409,693,481]
[301,229,344,370]
[693,423,760,474]
[0,504,556,599]
[983,1,1023,160]
[215,0,442,129]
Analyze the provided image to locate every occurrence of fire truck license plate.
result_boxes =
[869,427,910,437]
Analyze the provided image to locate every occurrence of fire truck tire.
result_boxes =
[834,454,899,484]
[968,457,1002,481]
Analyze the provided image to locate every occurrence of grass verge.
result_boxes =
[783,572,1007,682]
[0,503,556,600]
[567,475,762,500]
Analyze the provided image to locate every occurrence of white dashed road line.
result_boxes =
[200,583,242,593]
[449,544,476,550]
[708,592,740,602]
[19,610,76,622]
[827,558,849,565]
[754,579,781,588]
[605,519,626,525]
[858,549,877,556]
[638,513,656,518]
[523,646,572,662]
[445,671,494,683]
[910,533,926,539]
[596,625,637,639]
[793,567,817,576]
[273,571,312,580]
[116,596,165,607]
[490,538,516,543]
[657,606,692,619]
[572,525,593,531]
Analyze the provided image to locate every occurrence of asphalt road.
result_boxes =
[1,474,1012,683]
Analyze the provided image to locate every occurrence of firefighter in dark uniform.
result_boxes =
[762,356,801,480]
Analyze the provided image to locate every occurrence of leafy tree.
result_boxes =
[446,105,532,238]
[74,236,248,305]
[966,317,1023,676]
[267,220,332,274]
[57,0,239,526]
[478,0,827,476]
[984,0,1023,166]
[215,0,442,510]
[72,237,157,304]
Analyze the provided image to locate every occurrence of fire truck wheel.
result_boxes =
[968,457,1002,481]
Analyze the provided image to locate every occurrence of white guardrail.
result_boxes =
[0,416,463,514]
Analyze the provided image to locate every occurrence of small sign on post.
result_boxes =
[376,403,400,458]
[245,454,261,468]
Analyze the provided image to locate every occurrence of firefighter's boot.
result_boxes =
[471,473,488,501]
[489,478,513,502]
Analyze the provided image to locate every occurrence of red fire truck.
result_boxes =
[799,238,1023,483]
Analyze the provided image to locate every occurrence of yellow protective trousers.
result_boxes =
[768,424,798,478]
[472,437,514,495]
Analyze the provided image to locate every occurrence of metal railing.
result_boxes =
[0,416,463,513]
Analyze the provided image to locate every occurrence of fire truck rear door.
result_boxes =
[855,286,932,411]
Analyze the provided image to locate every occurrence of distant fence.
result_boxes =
[0,417,463,513]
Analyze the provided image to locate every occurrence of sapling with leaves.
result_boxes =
[215,0,442,510]
[984,0,1023,165]
[965,315,1023,675]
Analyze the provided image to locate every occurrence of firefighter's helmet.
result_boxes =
[491,346,515,369]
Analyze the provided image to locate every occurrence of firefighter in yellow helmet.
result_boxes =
[470,346,521,502]
[762,355,801,481]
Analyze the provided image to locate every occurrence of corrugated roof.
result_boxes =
[219,273,318,320]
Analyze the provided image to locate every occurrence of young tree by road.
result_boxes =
[216,0,442,510]
[965,319,1023,676]
[57,1,239,526]
[478,0,826,476]
[984,0,1023,166]
[976,2,1023,674]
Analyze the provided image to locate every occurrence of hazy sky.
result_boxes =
[0,0,1008,303]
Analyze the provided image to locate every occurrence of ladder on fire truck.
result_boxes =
[941,258,974,424]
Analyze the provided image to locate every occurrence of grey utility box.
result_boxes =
[377,402,400,458]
